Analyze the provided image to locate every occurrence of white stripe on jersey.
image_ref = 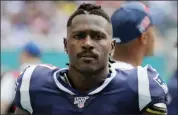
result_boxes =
[53,67,117,95]
[137,66,151,111]
[53,68,76,95]
[20,65,37,114]
[88,67,116,95]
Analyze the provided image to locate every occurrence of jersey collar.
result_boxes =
[53,67,117,95]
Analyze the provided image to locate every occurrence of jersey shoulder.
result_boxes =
[114,65,168,96]
[143,64,168,95]
[137,65,168,112]
[17,64,60,91]
[14,64,60,114]
[17,64,59,84]
[113,68,139,97]
[115,65,168,112]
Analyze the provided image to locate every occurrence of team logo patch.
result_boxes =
[153,75,168,94]
[74,96,89,108]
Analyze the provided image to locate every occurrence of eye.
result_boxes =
[73,32,86,39]
[91,32,105,40]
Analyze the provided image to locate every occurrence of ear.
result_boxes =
[63,38,68,53]
[110,40,116,55]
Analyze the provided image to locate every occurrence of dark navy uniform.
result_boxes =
[14,64,168,115]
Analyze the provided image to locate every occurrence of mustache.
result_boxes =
[77,50,98,59]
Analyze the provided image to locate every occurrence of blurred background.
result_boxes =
[1,1,177,81]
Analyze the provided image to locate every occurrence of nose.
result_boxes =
[81,36,94,50]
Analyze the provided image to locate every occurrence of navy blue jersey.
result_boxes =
[14,64,168,115]
[167,70,178,115]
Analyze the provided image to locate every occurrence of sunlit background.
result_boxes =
[1,1,177,81]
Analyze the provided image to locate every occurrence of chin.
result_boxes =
[77,64,102,74]
[79,65,97,73]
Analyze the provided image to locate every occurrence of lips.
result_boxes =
[81,54,95,58]
[80,52,99,59]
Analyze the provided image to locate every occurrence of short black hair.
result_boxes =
[67,3,111,27]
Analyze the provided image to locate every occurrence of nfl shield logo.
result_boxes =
[74,96,89,108]
[78,103,84,108]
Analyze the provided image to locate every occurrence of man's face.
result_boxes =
[64,14,114,73]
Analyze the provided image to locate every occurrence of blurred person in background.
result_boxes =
[111,2,156,69]
[110,2,168,115]
[167,41,178,115]
[1,41,42,114]
[19,41,42,72]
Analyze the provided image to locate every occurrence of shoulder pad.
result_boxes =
[14,64,59,114]
[14,65,37,114]
[137,65,168,111]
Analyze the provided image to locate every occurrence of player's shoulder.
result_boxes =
[14,64,61,114]
[17,64,60,88]
[115,64,168,95]
[114,67,139,91]
[113,65,168,112]
[136,65,168,113]
[142,64,168,95]
[19,64,59,77]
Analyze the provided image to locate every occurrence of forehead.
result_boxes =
[68,14,112,35]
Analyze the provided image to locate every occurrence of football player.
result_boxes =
[14,3,168,115]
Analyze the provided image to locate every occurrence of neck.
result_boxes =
[68,64,109,92]
[112,50,144,67]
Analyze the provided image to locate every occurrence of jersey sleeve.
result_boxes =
[137,65,168,114]
[14,65,37,114]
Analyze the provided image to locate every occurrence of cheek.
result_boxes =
[67,41,80,57]
[96,41,111,55]
[67,42,78,56]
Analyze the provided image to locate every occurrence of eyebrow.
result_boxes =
[71,29,107,35]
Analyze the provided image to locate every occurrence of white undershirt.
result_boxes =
[111,61,134,70]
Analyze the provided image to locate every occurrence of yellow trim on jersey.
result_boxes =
[146,108,167,115]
